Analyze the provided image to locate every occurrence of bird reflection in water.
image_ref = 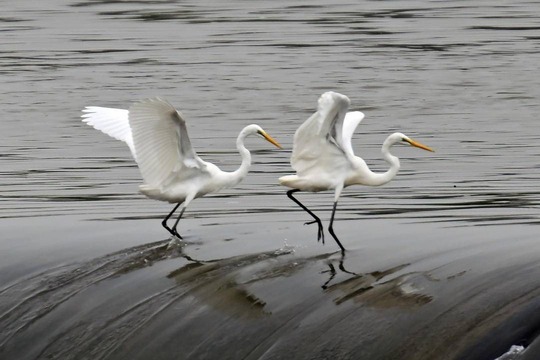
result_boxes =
[323,262,434,308]
[321,251,357,289]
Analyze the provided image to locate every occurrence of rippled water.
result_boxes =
[1,1,540,359]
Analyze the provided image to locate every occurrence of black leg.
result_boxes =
[171,207,186,239]
[328,201,346,252]
[162,202,183,239]
[287,189,324,244]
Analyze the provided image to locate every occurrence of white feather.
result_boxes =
[81,107,136,160]
[341,111,365,160]
[290,91,351,178]
[127,97,205,187]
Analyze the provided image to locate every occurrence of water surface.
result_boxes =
[1,1,540,359]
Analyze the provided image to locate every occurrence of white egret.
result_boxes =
[82,97,282,238]
[279,92,433,252]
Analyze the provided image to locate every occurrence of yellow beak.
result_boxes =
[404,138,434,152]
[260,131,283,149]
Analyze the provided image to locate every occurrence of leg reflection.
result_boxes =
[321,251,356,289]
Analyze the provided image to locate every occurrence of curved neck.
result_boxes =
[377,138,401,185]
[357,136,400,186]
[226,130,252,187]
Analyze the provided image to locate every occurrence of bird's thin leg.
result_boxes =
[171,206,187,239]
[328,201,346,252]
[162,202,182,238]
[286,189,324,244]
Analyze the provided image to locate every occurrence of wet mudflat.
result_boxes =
[1,1,540,359]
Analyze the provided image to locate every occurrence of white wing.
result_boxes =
[128,97,206,187]
[291,92,350,176]
[81,107,137,160]
[341,111,365,159]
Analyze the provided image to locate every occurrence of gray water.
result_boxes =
[1,1,540,359]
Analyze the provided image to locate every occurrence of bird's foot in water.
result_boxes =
[167,234,185,250]
[171,228,183,240]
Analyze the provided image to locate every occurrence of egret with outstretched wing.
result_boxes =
[82,98,282,238]
[279,92,433,252]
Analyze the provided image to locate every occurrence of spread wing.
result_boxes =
[81,107,137,160]
[290,92,351,176]
[128,97,207,187]
[341,111,365,160]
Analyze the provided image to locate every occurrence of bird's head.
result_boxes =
[390,132,434,152]
[243,124,283,149]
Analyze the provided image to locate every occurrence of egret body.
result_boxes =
[82,98,282,238]
[279,92,433,252]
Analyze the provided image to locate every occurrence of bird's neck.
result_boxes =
[355,137,400,186]
[377,139,400,185]
[226,131,252,187]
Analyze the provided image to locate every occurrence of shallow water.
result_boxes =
[1,1,540,359]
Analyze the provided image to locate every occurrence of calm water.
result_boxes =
[1,1,540,359]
